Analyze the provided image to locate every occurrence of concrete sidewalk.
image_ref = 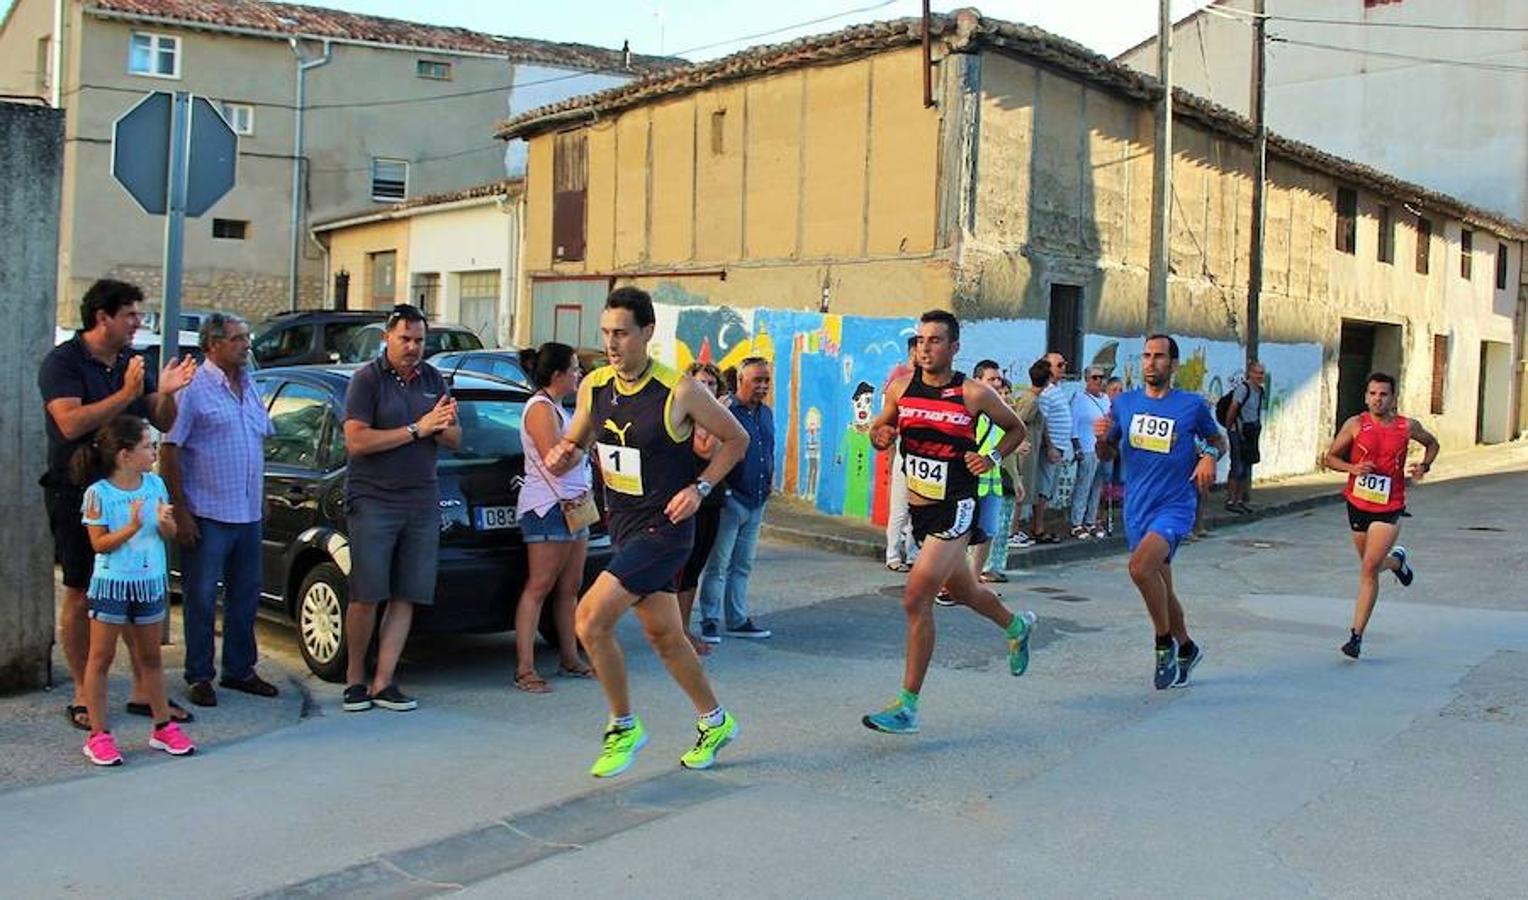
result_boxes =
[761,439,1528,566]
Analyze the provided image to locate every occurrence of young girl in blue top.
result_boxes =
[74,415,196,766]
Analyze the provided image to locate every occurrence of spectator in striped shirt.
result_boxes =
[161,313,277,708]
[1031,352,1072,544]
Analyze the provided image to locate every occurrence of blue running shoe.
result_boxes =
[1007,611,1038,677]
[862,700,920,735]
[1153,642,1178,690]
[1173,642,1203,688]
[1389,546,1414,587]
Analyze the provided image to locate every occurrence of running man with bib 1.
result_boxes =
[1094,335,1225,689]
[1322,372,1437,659]
[543,288,749,777]
[861,310,1036,735]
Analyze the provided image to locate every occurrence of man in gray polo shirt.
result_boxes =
[340,305,459,712]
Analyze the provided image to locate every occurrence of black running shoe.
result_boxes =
[1389,546,1414,587]
[1173,643,1203,688]
[342,684,372,712]
[1153,642,1179,690]
[1341,633,1362,659]
[371,684,417,711]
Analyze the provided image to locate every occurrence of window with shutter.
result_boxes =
[1460,230,1473,279]
[552,132,588,262]
[1414,216,1431,275]
[1335,188,1357,255]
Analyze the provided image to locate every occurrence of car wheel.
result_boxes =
[297,562,348,683]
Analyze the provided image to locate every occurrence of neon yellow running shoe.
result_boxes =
[589,717,647,778]
[679,712,739,770]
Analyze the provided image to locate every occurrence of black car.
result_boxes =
[246,365,610,681]
[251,310,387,368]
[341,321,484,364]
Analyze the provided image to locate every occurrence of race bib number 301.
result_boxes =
[594,442,644,496]
[1352,473,1392,505]
[1128,413,1176,454]
[905,455,948,500]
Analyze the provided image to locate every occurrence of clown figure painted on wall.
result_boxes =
[839,381,876,518]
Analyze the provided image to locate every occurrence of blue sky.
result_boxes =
[1,1,1216,60]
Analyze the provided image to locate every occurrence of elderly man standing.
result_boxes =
[1068,365,1112,539]
[341,305,460,712]
[162,312,275,707]
[39,279,197,730]
[1031,351,1072,544]
[698,356,775,643]
[1224,361,1267,514]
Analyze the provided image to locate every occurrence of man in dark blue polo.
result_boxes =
[38,279,197,730]
[698,356,775,643]
[340,305,460,713]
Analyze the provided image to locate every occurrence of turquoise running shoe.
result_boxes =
[1008,610,1038,676]
[862,700,920,735]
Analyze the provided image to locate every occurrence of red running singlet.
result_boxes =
[1343,412,1410,513]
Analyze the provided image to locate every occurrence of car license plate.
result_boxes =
[476,506,518,530]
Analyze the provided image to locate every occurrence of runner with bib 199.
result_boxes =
[861,310,1037,736]
[543,287,750,777]
[1093,334,1225,690]
[1322,371,1438,660]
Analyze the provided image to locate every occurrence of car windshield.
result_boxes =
[439,398,524,467]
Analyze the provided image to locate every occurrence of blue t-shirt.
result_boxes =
[1107,389,1218,520]
[81,473,171,603]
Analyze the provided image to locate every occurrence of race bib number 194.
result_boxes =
[1353,473,1392,505]
[905,455,948,500]
[1128,414,1176,454]
[594,442,644,496]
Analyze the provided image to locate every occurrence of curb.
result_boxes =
[761,490,1347,568]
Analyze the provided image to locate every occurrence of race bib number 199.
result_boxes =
[1352,473,1392,505]
[594,442,644,496]
[904,455,948,500]
[1128,414,1176,454]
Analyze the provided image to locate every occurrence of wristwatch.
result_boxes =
[986,449,1002,467]
[1200,445,1223,461]
[694,479,713,498]
[407,423,421,440]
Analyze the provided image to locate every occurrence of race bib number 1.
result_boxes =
[594,442,644,496]
[905,455,949,500]
[1128,414,1176,454]
[1353,473,1392,505]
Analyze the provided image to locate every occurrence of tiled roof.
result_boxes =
[495,9,1528,240]
[85,0,684,73]
[312,179,524,231]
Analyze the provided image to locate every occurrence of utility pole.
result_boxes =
[921,0,933,108]
[1146,0,1172,333]
[1246,0,1268,367]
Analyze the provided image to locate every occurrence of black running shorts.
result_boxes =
[909,497,986,545]
[1346,501,1404,533]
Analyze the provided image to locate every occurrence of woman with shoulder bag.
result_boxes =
[512,343,596,693]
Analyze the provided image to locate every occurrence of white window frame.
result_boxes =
[128,31,181,79]
[217,101,255,136]
[371,158,409,202]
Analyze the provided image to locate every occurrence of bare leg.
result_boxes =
[344,601,379,687]
[514,541,570,682]
[969,540,993,580]
[575,572,641,718]
[128,622,170,724]
[945,557,1015,631]
[370,600,414,693]
[631,592,719,714]
[61,587,90,705]
[1352,522,1400,636]
[901,534,970,695]
[554,540,590,670]
[1161,564,1190,644]
[676,587,710,656]
[1128,533,1176,636]
[83,620,122,736]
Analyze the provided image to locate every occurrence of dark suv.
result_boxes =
[245,365,610,680]
[251,310,388,368]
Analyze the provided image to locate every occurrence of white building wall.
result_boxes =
[1118,0,1528,223]
[406,201,518,346]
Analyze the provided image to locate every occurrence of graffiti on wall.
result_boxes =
[644,290,1323,520]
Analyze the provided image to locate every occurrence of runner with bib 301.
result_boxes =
[1323,371,1438,660]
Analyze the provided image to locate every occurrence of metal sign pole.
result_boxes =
[160,91,191,362]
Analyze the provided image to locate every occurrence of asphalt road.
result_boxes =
[3,463,1526,898]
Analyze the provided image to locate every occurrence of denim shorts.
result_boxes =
[89,592,168,626]
[519,506,590,544]
[348,499,438,606]
[1037,456,1063,499]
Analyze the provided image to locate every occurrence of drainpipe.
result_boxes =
[50,0,63,107]
[289,38,333,311]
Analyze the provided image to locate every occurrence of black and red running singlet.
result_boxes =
[897,368,978,503]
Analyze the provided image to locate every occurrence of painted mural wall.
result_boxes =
[644,295,1324,522]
